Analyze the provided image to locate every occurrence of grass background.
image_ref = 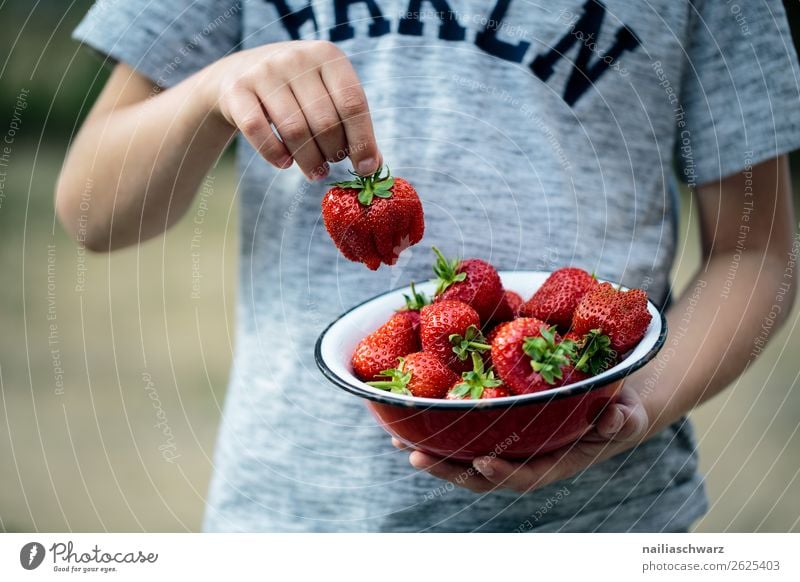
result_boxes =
[1,1,799,532]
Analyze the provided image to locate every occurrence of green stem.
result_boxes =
[366,381,397,389]
[574,349,590,371]
[467,342,492,351]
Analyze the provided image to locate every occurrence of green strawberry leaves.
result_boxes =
[331,166,394,206]
[448,352,503,400]
[432,246,467,295]
[402,281,429,311]
[449,325,491,361]
[573,329,615,375]
[373,176,394,197]
[521,326,614,385]
[523,325,577,385]
[366,357,412,396]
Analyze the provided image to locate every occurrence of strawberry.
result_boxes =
[520,267,597,330]
[572,282,651,354]
[490,318,578,395]
[491,290,524,323]
[351,311,420,382]
[322,167,424,270]
[420,300,487,374]
[431,247,504,322]
[367,352,459,399]
[446,353,507,400]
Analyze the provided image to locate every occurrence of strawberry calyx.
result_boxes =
[448,353,503,400]
[402,281,429,311]
[432,247,467,295]
[572,329,615,375]
[449,324,491,361]
[330,166,394,206]
[522,325,577,385]
[366,357,413,396]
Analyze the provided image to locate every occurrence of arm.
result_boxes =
[644,155,796,437]
[56,40,382,251]
[404,155,796,493]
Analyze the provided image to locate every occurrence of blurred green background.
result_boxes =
[1,1,800,532]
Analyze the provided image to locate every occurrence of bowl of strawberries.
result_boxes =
[315,248,666,461]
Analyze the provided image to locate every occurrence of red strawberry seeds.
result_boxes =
[420,300,486,374]
[351,311,420,381]
[520,267,597,330]
[572,282,651,354]
[490,317,576,395]
[431,248,504,323]
[322,167,424,270]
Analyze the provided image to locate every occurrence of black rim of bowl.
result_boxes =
[314,281,668,410]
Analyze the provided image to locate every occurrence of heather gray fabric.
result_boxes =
[74,0,800,532]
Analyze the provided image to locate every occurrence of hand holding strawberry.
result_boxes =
[343,254,658,496]
[396,381,651,494]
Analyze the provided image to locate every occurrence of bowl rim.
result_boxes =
[314,274,668,410]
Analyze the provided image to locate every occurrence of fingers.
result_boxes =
[256,82,328,180]
[290,71,349,163]
[408,450,496,493]
[321,57,381,175]
[391,437,410,450]
[611,399,650,442]
[595,384,649,442]
[595,405,626,439]
[225,89,292,169]
[220,41,380,177]
[472,455,570,493]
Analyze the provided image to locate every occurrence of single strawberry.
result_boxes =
[520,267,597,330]
[367,352,459,399]
[420,300,487,374]
[446,352,507,400]
[431,247,504,322]
[490,318,577,395]
[491,290,524,323]
[351,311,420,382]
[322,167,424,270]
[572,282,651,354]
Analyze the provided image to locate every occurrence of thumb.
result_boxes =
[596,399,649,442]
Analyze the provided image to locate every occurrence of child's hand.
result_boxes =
[394,382,651,494]
[209,40,381,180]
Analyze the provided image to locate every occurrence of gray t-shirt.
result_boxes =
[74,0,800,532]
